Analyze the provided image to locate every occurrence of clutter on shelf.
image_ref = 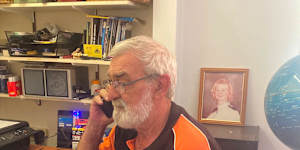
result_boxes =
[5,28,83,58]
[83,15,135,59]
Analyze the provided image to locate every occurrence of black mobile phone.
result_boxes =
[99,100,114,118]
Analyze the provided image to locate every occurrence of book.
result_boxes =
[121,22,126,41]
[115,20,122,44]
[85,15,136,58]
[101,20,107,57]
[86,22,90,44]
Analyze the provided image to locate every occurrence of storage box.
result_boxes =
[83,44,102,58]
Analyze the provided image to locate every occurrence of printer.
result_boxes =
[0,119,43,150]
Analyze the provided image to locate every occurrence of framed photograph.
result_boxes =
[198,68,249,126]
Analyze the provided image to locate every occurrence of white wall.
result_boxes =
[175,0,300,150]
[153,0,177,54]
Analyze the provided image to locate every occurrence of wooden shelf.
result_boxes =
[0,1,144,11]
[0,93,92,104]
[0,56,110,65]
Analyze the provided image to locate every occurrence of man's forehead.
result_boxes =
[108,64,130,76]
[107,53,144,77]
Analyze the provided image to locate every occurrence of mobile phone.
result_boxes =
[99,100,114,118]
[94,89,114,118]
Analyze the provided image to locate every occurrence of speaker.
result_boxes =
[22,68,45,96]
[21,68,76,99]
[45,69,75,98]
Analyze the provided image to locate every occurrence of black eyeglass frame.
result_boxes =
[103,74,157,92]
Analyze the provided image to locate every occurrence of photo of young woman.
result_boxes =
[206,78,240,121]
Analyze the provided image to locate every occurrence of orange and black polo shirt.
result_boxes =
[99,102,220,150]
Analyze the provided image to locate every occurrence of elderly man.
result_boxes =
[77,36,220,150]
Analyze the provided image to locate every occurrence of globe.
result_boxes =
[265,55,300,150]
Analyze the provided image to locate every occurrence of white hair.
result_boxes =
[109,36,177,100]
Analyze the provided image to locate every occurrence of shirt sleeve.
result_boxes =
[99,126,116,150]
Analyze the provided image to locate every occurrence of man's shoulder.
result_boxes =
[170,102,221,150]
[170,102,211,138]
[172,114,212,149]
[172,113,210,140]
[170,102,206,130]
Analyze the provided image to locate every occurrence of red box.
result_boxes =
[7,81,22,97]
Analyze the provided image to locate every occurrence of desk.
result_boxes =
[203,124,259,150]
[29,145,71,150]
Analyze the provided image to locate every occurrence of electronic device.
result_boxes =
[57,110,73,148]
[93,91,113,118]
[21,68,76,99]
[99,100,114,118]
[57,110,89,148]
[0,119,36,150]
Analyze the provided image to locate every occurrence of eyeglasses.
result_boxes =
[103,74,156,94]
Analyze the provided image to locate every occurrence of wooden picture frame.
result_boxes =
[198,68,249,126]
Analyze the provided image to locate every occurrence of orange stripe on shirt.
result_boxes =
[99,127,116,150]
[172,114,211,150]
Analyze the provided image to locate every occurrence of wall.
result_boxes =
[152,0,177,54]
[175,0,299,150]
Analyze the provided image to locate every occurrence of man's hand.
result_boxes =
[89,89,113,125]
[77,89,113,150]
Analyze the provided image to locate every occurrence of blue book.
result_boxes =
[101,20,107,57]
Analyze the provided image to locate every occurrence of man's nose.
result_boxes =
[107,85,121,101]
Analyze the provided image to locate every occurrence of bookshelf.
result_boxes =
[0,1,156,147]
[0,0,150,102]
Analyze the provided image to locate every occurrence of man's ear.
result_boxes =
[154,74,171,98]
